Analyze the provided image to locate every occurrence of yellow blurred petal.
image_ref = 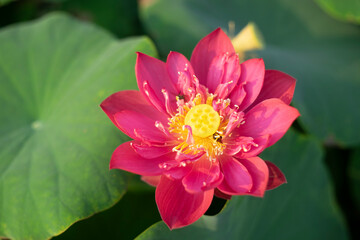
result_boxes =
[231,22,265,54]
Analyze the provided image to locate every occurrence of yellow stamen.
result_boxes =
[168,95,228,159]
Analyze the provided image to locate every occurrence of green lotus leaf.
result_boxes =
[0,13,156,240]
[0,0,13,7]
[315,0,360,24]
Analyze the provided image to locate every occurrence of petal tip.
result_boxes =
[253,57,265,66]
[109,161,115,170]
[166,51,179,61]
[99,102,106,112]
[164,221,178,230]
[136,52,149,59]
[292,107,301,118]
[213,27,223,33]
[209,27,230,41]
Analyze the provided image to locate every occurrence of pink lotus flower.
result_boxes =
[101,28,299,229]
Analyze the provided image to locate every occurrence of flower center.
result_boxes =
[184,104,220,138]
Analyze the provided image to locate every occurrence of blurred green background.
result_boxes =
[0,0,359,239]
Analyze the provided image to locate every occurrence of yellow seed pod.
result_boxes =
[184,104,220,138]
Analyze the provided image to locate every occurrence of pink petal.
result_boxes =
[100,90,168,130]
[217,155,253,195]
[165,165,192,180]
[114,111,170,143]
[250,70,296,107]
[206,53,240,98]
[141,175,161,187]
[164,152,205,180]
[223,136,255,156]
[238,157,269,197]
[228,82,246,109]
[136,52,178,114]
[214,188,232,200]
[166,51,196,98]
[234,135,270,158]
[237,98,300,147]
[156,176,214,229]
[190,28,235,84]
[132,143,174,159]
[182,156,223,193]
[265,161,287,190]
[223,111,245,137]
[229,58,265,111]
[110,141,175,176]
